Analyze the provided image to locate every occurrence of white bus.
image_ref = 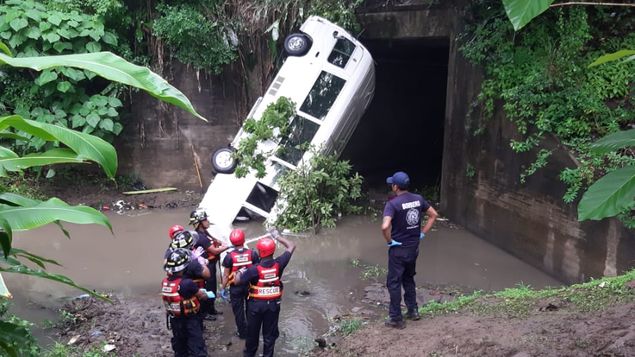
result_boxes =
[200,16,375,239]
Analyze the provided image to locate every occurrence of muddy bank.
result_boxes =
[314,289,635,356]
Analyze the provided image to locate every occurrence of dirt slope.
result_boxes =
[315,301,635,356]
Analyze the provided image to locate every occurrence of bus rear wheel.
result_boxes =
[284,33,311,56]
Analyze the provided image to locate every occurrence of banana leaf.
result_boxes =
[590,49,635,67]
[0,197,112,232]
[578,165,635,221]
[502,0,554,31]
[590,129,635,155]
[0,115,116,178]
[0,148,85,176]
[0,51,206,121]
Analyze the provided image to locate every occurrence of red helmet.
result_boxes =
[230,229,245,246]
[168,224,185,239]
[256,237,276,258]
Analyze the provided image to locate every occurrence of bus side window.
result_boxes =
[300,71,346,120]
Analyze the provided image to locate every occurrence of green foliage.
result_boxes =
[234,97,296,178]
[338,318,362,336]
[461,2,635,222]
[0,0,129,148]
[419,269,635,319]
[275,150,363,232]
[502,0,554,31]
[306,0,365,34]
[152,3,237,73]
[0,301,40,357]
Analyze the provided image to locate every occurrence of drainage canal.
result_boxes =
[342,38,449,188]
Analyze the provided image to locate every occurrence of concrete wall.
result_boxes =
[358,0,635,283]
[116,39,275,189]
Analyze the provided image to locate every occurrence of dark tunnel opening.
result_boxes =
[341,38,449,193]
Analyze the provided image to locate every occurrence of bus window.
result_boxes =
[328,38,356,68]
[300,71,346,120]
[277,115,320,165]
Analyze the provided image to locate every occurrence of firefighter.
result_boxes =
[162,248,215,357]
[234,231,295,357]
[190,209,229,319]
[220,229,260,339]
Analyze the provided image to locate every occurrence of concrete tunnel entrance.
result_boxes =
[341,38,449,191]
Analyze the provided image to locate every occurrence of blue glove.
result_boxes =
[219,288,230,302]
[420,232,425,240]
[387,240,402,247]
[200,289,215,300]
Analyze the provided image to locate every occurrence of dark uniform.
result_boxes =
[222,247,260,338]
[194,228,221,315]
[161,276,207,357]
[239,251,292,357]
[383,191,430,322]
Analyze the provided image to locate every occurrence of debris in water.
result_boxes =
[122,187,177,195]
[103,344,116,352]
[540,303,559,312]
[599,281,607,288]
[295,290,311,296]
[68,335,81,345]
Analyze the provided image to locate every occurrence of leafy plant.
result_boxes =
[233,97,296,178]
[0,0,130,148]
[0,40,203,356]
[462,1,635,225]
[275,149,363,233]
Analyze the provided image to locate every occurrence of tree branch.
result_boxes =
[551,2,635,8]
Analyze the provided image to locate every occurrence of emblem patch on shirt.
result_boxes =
[406,208,420,226]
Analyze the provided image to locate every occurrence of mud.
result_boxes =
[314,300,635,357]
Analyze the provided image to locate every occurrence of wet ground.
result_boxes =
[7,208,561,355]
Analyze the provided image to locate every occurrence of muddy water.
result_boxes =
[7,209,560,354]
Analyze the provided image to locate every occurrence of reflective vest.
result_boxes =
[230,248,254,272]
[161,277,200,317]
[248,263,282,300]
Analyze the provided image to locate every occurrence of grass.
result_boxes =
[418,269,635,318]
[339,318,363,336]
[43,342,110,357]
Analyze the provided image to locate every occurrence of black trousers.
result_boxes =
[387,246,419,321]
[170,315,207,357]
[202,260,217,314]
[230,285,249,337]
[244,299,280,357]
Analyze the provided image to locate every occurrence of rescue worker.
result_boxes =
[162,248,215,357]
[234,230,295,357]
[220,229,260,339]
[169,224,185,240]
[381,171,438,329]
[190,208,229,319]
[164,230,212,305]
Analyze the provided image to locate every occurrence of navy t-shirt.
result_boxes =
[383,192,430,248]
[222,248,261,269]
[193,230,212,259]
[177,277,199,299]
[239,251,293,289]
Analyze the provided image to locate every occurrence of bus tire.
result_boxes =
[211,147,237,174]
[284,33,311,56]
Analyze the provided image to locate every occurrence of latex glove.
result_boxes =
[197,257,207,266]
[420,232,425,240]
[200,289,215,300]
[387,240,402,247]
[219,288,230,302]
[192,246,205,259]
[267,228,281,240]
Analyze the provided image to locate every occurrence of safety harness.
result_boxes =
[161,277,200,317]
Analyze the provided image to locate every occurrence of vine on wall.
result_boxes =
[461,1,635,225]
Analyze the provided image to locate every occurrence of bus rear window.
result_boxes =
[300,71,346,120]
[328,38,356,68]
